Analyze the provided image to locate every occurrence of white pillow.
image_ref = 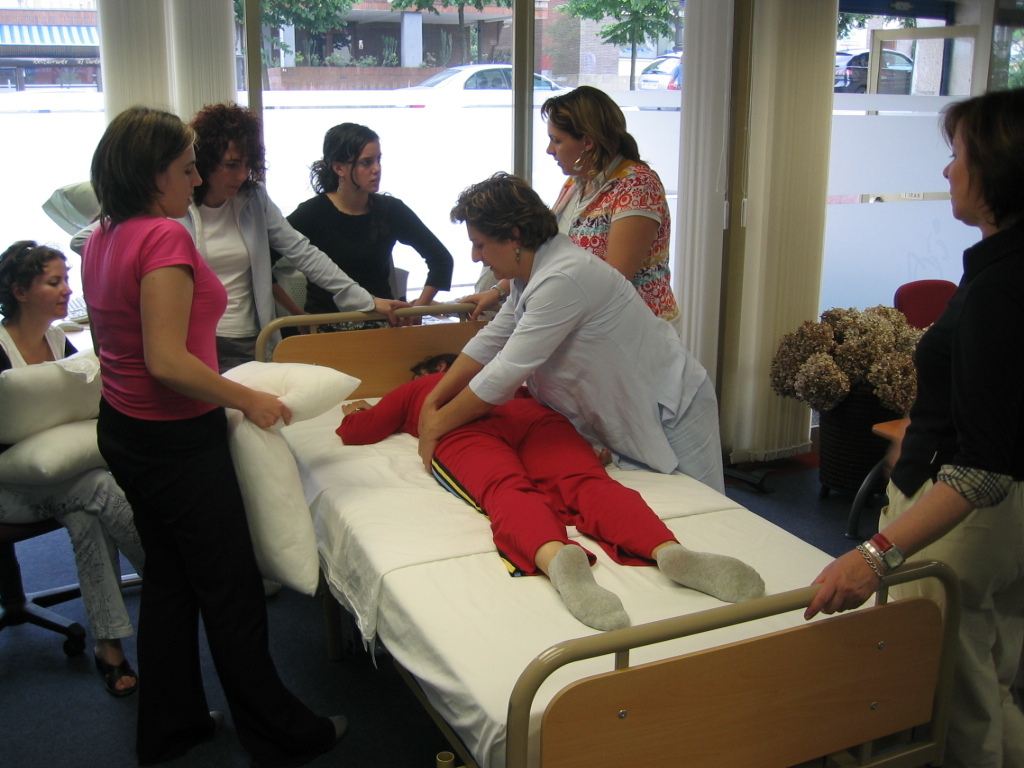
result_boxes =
[0,420,106,484]
[223,362,360,594]
[224,361,360,426]
[0,350,102,444]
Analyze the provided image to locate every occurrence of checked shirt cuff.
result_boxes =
[937,464,1013,508]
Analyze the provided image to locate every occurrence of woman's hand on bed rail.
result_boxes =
[373,297,411,326]
[804,549,880,620]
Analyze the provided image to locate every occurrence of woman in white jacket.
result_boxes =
[185,102,408,371]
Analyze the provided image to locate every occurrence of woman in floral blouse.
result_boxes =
[462,87,680,329]
[542,86,679,326]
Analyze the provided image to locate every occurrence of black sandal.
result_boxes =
[94,655,139,697]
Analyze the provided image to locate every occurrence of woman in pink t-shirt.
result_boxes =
[83,107,344,768]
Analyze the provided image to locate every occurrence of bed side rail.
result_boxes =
[507,560,960,768]
[254,302,479,363]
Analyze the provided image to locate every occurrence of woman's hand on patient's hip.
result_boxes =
[418,435,438,473]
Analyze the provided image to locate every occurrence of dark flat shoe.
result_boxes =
[137,712,224,766]
[250,715,347,768]
[94,654,139,697]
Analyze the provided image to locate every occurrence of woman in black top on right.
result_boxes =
[288,123,453,317]
[806,89,1024,768]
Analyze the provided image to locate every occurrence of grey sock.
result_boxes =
[656,544,765,603]
[547,545,630,631]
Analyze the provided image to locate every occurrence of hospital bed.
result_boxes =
[255,305,958,768]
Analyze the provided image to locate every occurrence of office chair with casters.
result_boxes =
[0,518,86,656]
[845,279,958,539]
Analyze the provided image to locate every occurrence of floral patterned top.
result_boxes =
[552,158,679,323]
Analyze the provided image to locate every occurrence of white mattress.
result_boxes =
[281,405,834,768]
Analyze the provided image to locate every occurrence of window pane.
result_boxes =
[533,1,683,277]
[247,3,518,297]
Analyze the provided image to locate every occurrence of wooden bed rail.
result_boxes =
[506,560,960,768]
[254,302,479,363]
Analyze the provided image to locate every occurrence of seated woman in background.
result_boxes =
[464,87,679,328]
[341,371,763,631]
[189,103,408,371]
[288,122,454,328]
[0,240,144,697]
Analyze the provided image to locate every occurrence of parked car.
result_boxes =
[834,49,914,94]
[667,62,682,91]
[398,64,569,106]
[639,52,682,90]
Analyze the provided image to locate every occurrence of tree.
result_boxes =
[234,1,353,31]
[561,0,676,90]
[388,0,512,66]
[234,1,354,64]
[838,13,916,41]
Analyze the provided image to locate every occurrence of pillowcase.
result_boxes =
[223,362,360,594]
[0,350,102,444]
[0,420,106,484]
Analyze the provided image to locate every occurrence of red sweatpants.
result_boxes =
[431,397,676,575]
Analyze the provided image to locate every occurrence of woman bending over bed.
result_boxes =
[339,372,764,631]
[418,173,725,494]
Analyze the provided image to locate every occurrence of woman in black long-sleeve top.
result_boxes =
[806,89,1024,768]
[288,123,453,315]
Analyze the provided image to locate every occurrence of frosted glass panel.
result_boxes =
[822,93,975,312]
[821,199,976,312]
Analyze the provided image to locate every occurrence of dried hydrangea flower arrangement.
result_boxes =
[769,305,924,413]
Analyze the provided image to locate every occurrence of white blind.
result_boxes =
[717,0,838,463]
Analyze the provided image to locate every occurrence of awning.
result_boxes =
[0,25,98,48]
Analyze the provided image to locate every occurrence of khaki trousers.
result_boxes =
[882,479,1024,768]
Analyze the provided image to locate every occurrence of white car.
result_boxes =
[638,53,682,90]
[397,64,569,107]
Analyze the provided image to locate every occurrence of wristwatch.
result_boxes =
[490,283,508,300]
[869,533,906,572]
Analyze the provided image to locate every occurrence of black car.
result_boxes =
[834,49,914,94]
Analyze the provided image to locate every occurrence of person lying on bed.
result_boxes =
[337,371,765,632]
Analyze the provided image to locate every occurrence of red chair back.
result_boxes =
[894,280,957,329]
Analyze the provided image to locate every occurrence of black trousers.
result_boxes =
[97,400,333,766]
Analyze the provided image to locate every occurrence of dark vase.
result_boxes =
[818,383,903,497]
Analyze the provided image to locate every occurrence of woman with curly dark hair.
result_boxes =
[287,122,453,322]
[0,240,144,698]
[187,104,406,370]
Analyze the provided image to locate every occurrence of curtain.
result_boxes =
[716,0,839,463]
[674,0,734,380]
[97,0,236,123]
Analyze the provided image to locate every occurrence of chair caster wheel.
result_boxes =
[63,624,86,656]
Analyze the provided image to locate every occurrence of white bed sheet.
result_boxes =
[281,405,834,768]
